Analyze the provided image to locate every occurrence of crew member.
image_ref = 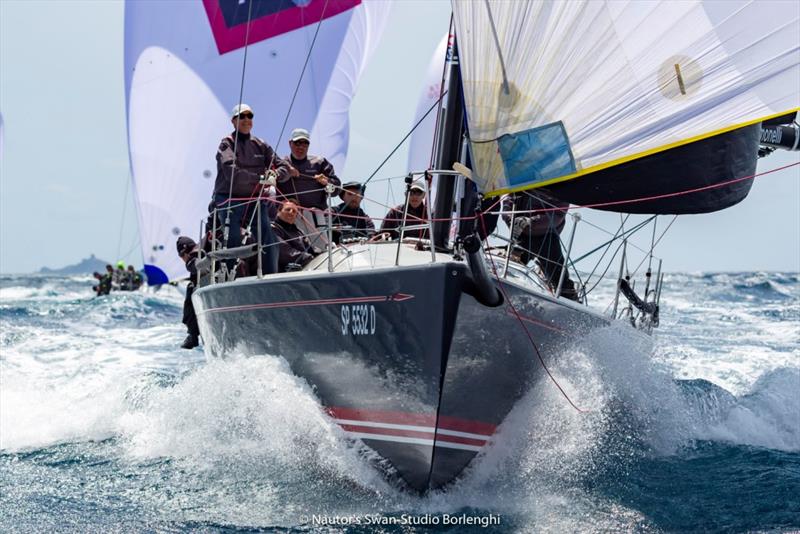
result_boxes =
[333,181,374,242]
[176,236,201,349]
[104,264,116,291]
[113,261,126,290]
[282,128,341,211]
[380,182,429,239]
[127,265,143,290]
[502,190,579,301]
[92,271,112,296]
[213,103,289,275]
[271,198,317,272]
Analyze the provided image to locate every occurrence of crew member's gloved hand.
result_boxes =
[260,170,277,187]
[512,217,531,240]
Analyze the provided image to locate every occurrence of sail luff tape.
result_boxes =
[674,64,687,96]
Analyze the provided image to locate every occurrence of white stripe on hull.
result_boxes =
[345,431,484,452]
[333,418,493,441]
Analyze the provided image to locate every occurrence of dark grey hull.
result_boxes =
[193,262,608,492]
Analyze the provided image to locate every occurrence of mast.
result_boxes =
[431,34,465,251]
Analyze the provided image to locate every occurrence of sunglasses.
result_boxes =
[291,139,310,146]
[236,112,254,119]
[410,190,425,196]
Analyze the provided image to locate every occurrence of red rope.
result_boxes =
[217,161,799,224]
[497,161,800,215]
[478,214,588,413]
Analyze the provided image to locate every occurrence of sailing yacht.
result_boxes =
[126,1,799,492]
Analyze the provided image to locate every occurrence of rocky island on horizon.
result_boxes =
[39,254,112,276]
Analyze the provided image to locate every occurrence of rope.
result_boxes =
[478,213,588,413]
[222,159,798,227]
[557,161,799,211]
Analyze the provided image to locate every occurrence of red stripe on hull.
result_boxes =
[328,407,435,427]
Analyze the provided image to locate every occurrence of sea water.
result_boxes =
[0,273,797,532]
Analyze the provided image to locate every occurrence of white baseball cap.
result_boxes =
[231,103,253,118]
[290,128,311,142]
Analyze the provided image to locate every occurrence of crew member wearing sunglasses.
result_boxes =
[213,103,290,275]
[379,181,429,240]
[282,128,341,211]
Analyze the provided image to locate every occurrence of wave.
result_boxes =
[687,368,800,451]
[576,325,800,453]
[1,273,797,531]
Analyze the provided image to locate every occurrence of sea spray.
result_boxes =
[1,273,798,531]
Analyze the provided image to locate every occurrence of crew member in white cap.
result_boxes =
[380,181,429,240]
[282,127,341,210]
[213,103,290,274]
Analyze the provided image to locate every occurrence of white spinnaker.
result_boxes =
[406,34,448,174]
[452,0,800,195]
[125,1,389,282]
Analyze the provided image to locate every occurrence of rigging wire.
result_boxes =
[223,0,256,247]
[115,171,131,262]
[576,214,631,282]
[276,0,331,147]
[363,91,448,187]
[427,15,454,170]
[581,217,660,297]
[234,0,332,261]
[629,215,678,278]
[119,235,142,265]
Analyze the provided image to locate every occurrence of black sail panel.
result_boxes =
[542,124,761,215]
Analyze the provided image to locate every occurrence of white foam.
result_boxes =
[696,368,800,451]
[116,355,389,490]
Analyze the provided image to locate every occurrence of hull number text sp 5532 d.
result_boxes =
[341,304,376,336]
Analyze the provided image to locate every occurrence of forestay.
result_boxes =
[452,1,800,205]
[124,0,389,282]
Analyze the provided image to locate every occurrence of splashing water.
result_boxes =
[1,273,798,531]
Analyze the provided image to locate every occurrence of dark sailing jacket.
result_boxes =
[333,202,375,239]
[380,203,428,239]
[281,155,341,210]
[214,131,290,198]
[501,190,568,237]
[97,274,112,296]
[272,218,316,271]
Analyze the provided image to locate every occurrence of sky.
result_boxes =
[0,0,798,274]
